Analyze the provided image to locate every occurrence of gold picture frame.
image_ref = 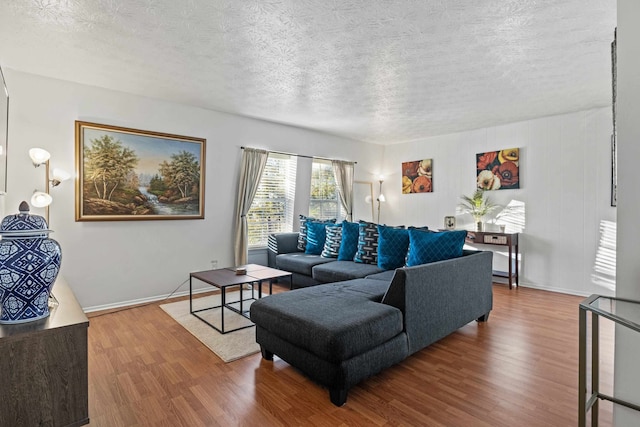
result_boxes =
[75,121,205,221]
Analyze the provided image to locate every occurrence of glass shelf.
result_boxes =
[580,294,640,333]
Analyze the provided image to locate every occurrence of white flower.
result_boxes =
[477,170,501,190]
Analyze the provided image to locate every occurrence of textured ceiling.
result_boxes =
[0,0,616,144]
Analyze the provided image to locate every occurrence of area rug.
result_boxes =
[160,291,260,363]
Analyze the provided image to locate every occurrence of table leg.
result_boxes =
[221,287,226,333]
[189,276,193,313]
[515,241,519,286]
[578,307,587,427]
[508,242,513,289]
[591,312,600,426]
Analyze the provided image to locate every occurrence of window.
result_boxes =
[247,153,297,247]
[309,159,345,220]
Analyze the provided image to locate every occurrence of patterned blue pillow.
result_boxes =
[297,215,335,251]
[377,225,410,270]
[354,221,380,264]
[321,224,342,258]
[406,229,467,266]
[338,221,360,261]
[305,220,329,255]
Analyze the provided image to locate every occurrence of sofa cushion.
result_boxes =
[338,220,360,261]
[337,278,391,301]
[276,253,335,276]
[377,225,410,270]
[297,215,335,251]
[305,220,329,255]
[312,260,384,283]
[406,229,467,266]
[250,280,403,362]
[365,270,396,282]
[354,221,379,264]
[321,223,342,258]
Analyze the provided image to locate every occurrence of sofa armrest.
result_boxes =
[382,250,493,354]
[267,232,301,267]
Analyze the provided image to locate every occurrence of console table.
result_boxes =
[0,277,89,427]
[465,231,519,288]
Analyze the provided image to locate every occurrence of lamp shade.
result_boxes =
[31,191,53,208]
[51,168,71,186]
[29,148,51,165]
[378,194,386,203]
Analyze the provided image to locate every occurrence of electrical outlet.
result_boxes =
[211,259,218,270]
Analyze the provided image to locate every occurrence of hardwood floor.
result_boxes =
[86,284,613,426]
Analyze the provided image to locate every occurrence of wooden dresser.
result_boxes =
[0,277,89,426]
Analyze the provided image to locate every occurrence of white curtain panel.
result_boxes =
[332,160,355,221]
[234,148,269,266]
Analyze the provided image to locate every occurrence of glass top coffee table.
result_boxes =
[189,264,292,334]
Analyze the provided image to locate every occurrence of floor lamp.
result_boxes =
[376,177,385,224]
[29,148,70,226]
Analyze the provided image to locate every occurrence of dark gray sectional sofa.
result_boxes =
[267,232,384,287]
[251,248,493,406]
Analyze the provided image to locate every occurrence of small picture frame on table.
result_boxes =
[444,216,456,230]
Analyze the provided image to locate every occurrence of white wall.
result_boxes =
[381,108,616,296]
[3,69,384,310]
[614,1,640,424]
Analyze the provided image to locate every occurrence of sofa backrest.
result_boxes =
[267,232,301,267]
[381,250,493,355]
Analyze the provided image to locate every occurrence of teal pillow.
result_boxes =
[297,215,335,251]
[377,225,410,270]
[321,223,342,258]
[305,221,328,255]
[406,229,467,266]
[338,221,360,261]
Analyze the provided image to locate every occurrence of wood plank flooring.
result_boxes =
[86,284,613,426]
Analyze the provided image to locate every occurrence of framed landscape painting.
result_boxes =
[75,121,205,221]
[402,159,433,193]
[476,148,520,190]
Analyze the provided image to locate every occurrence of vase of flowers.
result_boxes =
[459,190,498,232]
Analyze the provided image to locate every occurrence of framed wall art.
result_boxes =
[75,121,206,221]
[402,159,433,194]
[476,148,519,190]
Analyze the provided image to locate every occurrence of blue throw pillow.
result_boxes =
[305,220,328,255]
[338,221,360,261]
[377,225,410,270]
[321,223,342,258]
[406,229,467,266]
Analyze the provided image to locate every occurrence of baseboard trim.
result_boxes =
[83,286,215,313]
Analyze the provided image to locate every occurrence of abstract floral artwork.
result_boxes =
[476,148,520,190]
[402,159,433,194]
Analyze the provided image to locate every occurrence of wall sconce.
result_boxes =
[29,148,70,225]
[376,176,385,224]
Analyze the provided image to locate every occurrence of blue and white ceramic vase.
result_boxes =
[0,201,61,324]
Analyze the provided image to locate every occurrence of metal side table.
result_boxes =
[579,294,640,426]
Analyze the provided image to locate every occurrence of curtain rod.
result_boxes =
[240,146,356,164]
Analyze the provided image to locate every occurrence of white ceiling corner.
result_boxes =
[0,0,617,144]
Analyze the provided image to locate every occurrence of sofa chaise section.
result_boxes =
[251,250,493,406]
